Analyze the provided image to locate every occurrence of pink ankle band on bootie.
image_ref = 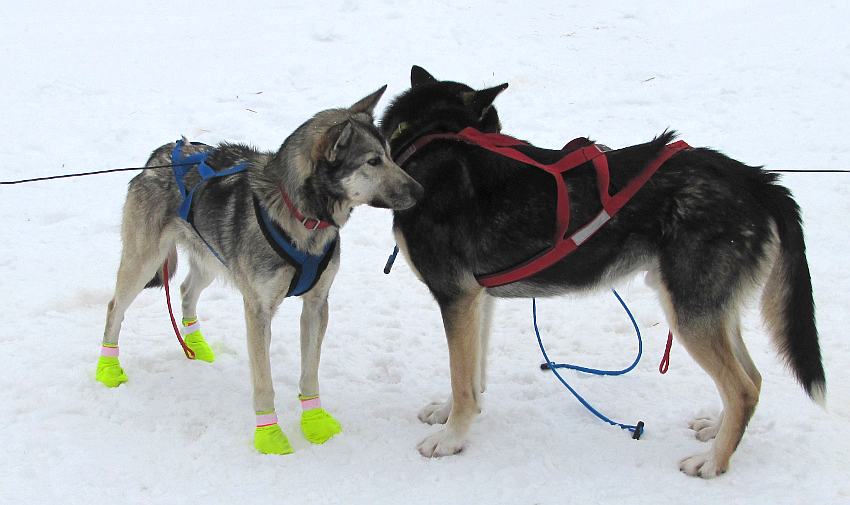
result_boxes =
[181,321,200,335]
[101,345,119,357]
[300,397,321,410]
[256,412,278,427]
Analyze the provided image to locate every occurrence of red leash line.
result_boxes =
[659,330,673,374]
[162,261,196,360]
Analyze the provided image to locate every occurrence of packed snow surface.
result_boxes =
[1,1,848,503]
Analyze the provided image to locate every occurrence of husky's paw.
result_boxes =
[254,424,294,455]
[689,412,723,442]
[680,451,726,479]
[96,356,128,387]
[417,428,466,458]
[184,332,215,363]
[301,408,342,444]
[418,399,452,425]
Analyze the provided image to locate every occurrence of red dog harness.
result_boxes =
[395,127,690,288]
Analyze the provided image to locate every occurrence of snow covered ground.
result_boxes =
[1,1,849,503]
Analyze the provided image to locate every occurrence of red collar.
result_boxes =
[278,186,335,230]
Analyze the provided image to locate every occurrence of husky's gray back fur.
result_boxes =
[129,87,420,271]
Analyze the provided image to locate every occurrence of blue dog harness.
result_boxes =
[171,139,336,297]
[252,196,337,297]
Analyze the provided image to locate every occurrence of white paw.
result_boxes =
[689,412,723,442]
[417,428,466,457]
[680,451,726,479]
[418,399,452,425]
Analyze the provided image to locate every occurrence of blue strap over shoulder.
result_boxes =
[254,196,337,297]
[172,139,248,221]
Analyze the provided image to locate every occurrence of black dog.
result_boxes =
[380,65,824,478]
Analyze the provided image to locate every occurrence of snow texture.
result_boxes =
[1,1,848,504]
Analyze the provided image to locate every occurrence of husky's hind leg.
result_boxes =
[99,234,176,387]
[686,310,761,443]
[179,257,217,363]
[674,316,758,478]
[656,272,759,478]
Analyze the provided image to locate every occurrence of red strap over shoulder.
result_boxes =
[476,139,690,288]
[392,127,690,288]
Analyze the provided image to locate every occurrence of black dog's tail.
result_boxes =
[144,246,178,289]
[755,173,825,405]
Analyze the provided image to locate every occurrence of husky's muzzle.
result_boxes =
[370,180,423,209]
[370,164,424,210]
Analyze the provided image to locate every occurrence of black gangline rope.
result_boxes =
[1,164,848,186]
[0,163,199,185]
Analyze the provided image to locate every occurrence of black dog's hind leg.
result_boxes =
[655,236,765,478]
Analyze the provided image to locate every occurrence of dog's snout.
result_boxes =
[409,180,424,202]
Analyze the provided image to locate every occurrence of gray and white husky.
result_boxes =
[96,86,422,454]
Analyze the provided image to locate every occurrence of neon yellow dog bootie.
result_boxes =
[182,318,215,363]
[299,395,342,444]
[96,345,128,387]
[254,412,293,455]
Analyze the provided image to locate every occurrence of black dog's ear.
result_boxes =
[349,85,388,116]
[462,83,509,119]
[324,120,353,162]
[411,65,437,87]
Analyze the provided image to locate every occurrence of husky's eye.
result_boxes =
[367,157,381,166]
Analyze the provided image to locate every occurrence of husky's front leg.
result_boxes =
[298,288,342,444]
[244,298,292,455]
[418,294,492,425]
[418,289,483,457]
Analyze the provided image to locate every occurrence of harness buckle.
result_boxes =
[302,217,321,230]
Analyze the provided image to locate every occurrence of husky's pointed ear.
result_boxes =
[325,120,353,162]
[462,83,509,120]
[349,85,387,116]
[411,65,437,88]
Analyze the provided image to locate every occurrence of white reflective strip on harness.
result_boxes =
[181,321,201,335]
[570,210,611,246]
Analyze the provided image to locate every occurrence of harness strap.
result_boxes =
[393,128,690,288]
[477,139,690,287]
[171,139,248,222]
[253,196,337,297]
[170,140,335,297]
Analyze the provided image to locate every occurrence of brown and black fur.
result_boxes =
[380,65,824,478]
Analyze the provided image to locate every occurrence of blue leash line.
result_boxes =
[534,289,645,439]
[540,289,642,376]
[385,244,645,439]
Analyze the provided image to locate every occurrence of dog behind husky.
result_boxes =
[96,86,422,454]
[380,66,825,478]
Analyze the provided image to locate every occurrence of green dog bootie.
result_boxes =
[299,396,342,444]
[254,412,294,455]
[182,318,215,363]
[96,345,128,387]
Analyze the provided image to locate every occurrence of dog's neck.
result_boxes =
[249,150,350,254]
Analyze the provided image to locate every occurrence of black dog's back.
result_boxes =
[395,131,680,298]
